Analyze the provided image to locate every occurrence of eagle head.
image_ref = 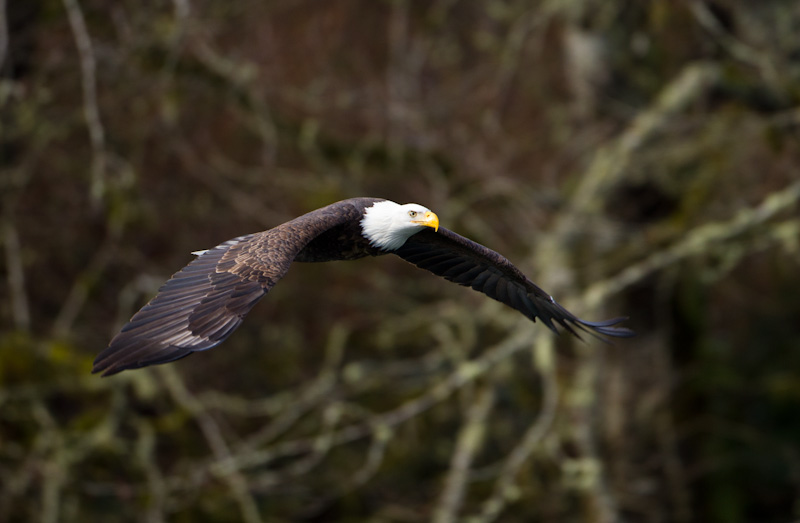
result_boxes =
[360,200,439,251]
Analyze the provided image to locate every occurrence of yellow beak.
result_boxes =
[413,211,439,232]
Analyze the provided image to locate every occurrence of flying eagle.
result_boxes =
[93,198,632,376]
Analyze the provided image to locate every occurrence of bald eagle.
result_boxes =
[93,198,632,376]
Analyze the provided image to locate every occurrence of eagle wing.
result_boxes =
[93,203,365,376]
[394,228,633,339]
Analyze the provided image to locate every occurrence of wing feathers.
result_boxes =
[451,265,484,285]
[94,200,370,376]
[93,235,273,376]
[470,271,492,290]
[395,228,633,341]
[494,278,510,304]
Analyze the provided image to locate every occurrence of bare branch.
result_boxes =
[433,384,495,523]
[62,0,106,203]
[584,181,800,308]
[52,240,114,338]
[159,366,263,523]
[2,220,30,331]
[687,0,779,82]
[135,420,167,523]
[474,335,559,522]
[571,62,721,217]
[201,326,534,476]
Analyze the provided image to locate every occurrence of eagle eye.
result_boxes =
[408,210,418,218]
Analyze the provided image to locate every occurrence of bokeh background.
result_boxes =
[2,1,800,522]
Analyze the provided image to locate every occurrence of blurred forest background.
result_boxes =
[2,1,800,522]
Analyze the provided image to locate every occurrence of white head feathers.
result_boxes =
[360,200,439,251]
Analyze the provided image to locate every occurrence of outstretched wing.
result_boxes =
[94,201,367,376]
[92,234,282,376]
[394,228,633,339]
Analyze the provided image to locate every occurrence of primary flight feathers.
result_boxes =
[94,198,633,376]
